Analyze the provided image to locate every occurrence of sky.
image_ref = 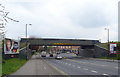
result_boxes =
[0,0,119,42]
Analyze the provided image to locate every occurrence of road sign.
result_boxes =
[110,43,117,54]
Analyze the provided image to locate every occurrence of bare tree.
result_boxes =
[0,4,19,40]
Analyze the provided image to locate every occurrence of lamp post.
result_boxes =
[26,24,32,39]
[26,24,32,60]
[105,28,110,56]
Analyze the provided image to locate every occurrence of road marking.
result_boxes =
[91,70,98,73]
[103,73,109,75]
[83,68,88,70]
[77,67,81,68]
[44,60,68,75]
[101,65,107,66]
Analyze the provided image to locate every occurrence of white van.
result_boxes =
[41,51,46,57]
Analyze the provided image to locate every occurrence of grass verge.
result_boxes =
[0,48,2,76]
[2,58,27,76]
[0,63,2,77]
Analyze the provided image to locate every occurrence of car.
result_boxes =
[56,52,60,54]
[66,51,70,54]
[49,54,53,57]
[55,55,62,60]
[41,51,46,57]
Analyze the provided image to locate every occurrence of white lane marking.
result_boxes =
[83,68,88,70]
[101,65,107,66]
[103,73,109,75]
[44,60,68,75]
[91,70,98,73]
[65,63,68,64]
[77,67,81,68]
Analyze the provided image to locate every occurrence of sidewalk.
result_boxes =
[11,55,66,75]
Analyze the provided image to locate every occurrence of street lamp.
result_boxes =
[26,24,32,39]
[105,28,110,56]
[25,24,32,60]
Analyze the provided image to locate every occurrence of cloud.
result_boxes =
[0,0,118,42]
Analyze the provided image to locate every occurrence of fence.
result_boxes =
[19,46,32,60]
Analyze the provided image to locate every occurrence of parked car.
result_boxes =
[55,55,62,60]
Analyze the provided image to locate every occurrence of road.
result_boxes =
[12,53,118,76]
[45,58,118,75]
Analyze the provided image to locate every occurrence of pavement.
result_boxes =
[11,54,67,75]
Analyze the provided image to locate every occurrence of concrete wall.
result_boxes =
[78,49,95,57]
[78,45,108,58]
[94,45,108,58]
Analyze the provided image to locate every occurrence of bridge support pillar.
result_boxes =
[78,45,95,58]
[78,49,95,57]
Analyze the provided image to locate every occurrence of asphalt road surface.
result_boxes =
[45,58,118,75]
[12,53,118,76]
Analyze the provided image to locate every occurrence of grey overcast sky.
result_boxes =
[0,0,119,42]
